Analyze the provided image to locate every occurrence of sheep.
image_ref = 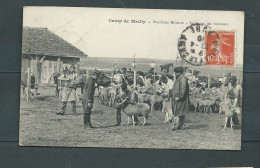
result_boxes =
[219,99,241,130]
[108,87,119,107]
[150,94,163,111]
[99,87,110,105]
[138,93,151,104]
[122,103,151,126]
[162,97,173,123]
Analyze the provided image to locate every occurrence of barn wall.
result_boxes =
[21,54,80,84]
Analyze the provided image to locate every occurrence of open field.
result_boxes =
[19,86,241,150]
[80,57,243,78]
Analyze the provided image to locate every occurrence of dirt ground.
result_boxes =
[19,86,241,150]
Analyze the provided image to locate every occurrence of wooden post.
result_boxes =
[86,70,89,80]
[133,54,136,87]
[57,57,61,72]
[35,54,38,84]
[208,73,211,89]
[134,70,136,87]
[111,63,114,84]
[153,69,155,94]
[27,68,31,102]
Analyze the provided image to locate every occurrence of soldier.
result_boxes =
[56,65,78,115]
[171,67,190,131]
[80,70,101,129]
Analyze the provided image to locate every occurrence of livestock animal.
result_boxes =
[162,95,173,123]
[195,97,215,113]
[121,90,151,126]
[108,86,119,107]
[125,74,145,86]
[220,99,241,130]
[99,87,110,105]
[138,93,151,104]
[160,63,173,73]
[150,94,163,111]
[97,74,112,87]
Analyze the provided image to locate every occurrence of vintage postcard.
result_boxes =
[19,7,244,150]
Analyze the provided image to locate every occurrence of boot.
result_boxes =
[56,102,66,115]
[116,110,121,126]
[84,114,94,129]
[71,101,76,115]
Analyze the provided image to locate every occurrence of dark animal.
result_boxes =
[97,74,112,87]
[125,74,145,86]
[160,63,173,73]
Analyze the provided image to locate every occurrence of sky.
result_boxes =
[23,7,244,64]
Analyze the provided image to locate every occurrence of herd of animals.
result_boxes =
[91,70,241,129]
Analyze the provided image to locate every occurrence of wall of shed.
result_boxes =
[22,54,80,84]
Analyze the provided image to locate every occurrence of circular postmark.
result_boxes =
[177,23,212,66]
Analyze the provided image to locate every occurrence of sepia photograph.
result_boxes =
[19,7,244,150]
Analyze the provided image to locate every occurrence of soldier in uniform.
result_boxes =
[56,65,78,115]
[80,70,101,128]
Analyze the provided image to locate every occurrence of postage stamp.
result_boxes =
[205,31,235,67]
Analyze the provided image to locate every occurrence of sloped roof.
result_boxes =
[22,27,87,58]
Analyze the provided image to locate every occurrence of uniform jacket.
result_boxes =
[80,77,96,103]
[171,75,189,117]
[58,74,78,102]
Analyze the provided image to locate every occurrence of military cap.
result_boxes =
[174,66,184,73]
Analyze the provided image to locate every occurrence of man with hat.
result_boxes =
[170,66,190,131]
[56,65,78,115]
[226,75,242,127]
[80,69,101,128]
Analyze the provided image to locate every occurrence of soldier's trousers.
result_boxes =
[82,100,92,125]
[116,108,121,125]
[61,101,76,113]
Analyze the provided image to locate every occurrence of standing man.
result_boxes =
[171,67,190,131]
[116,83,139,126]
[80,70,101,129]
[56,65,78,115]
[225,75,242,127]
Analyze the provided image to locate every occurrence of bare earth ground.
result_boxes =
[19,86,241,150]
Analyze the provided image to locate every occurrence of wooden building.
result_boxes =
[22,27,87,84]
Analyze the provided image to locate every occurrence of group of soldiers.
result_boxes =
[54,65,100,129]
